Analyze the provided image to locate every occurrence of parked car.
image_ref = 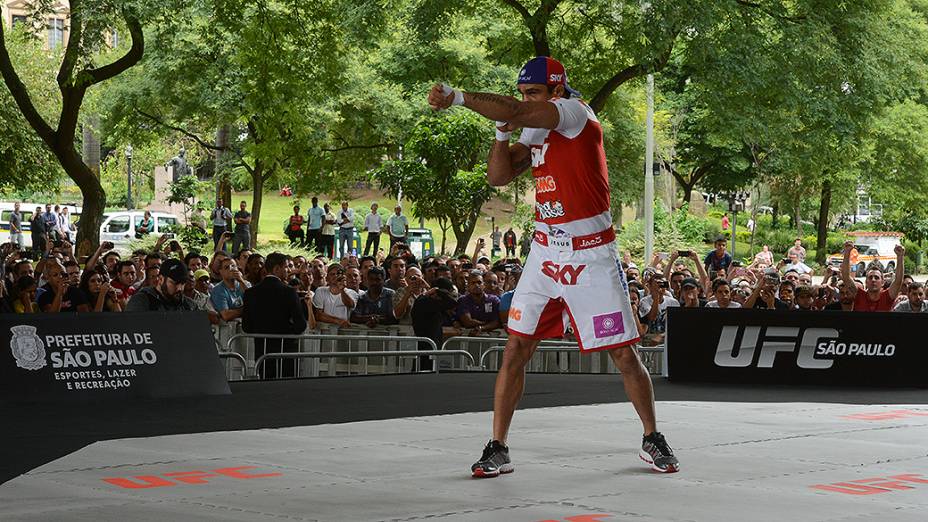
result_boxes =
[100,211,180,247]
[827,231,904,275]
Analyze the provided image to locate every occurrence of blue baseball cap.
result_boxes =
[517,56,581,98]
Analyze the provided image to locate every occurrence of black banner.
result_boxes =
[1,312,231,400]
[666,308,928,387]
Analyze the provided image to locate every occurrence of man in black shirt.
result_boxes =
[411,277,458,371]
[824,282,857,311]
[125,259,197,311]
[37,260,90,312]
[232,201,252,254]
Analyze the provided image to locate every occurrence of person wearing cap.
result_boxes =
[430,56,679,476]
[387,205,409,249]
[125,258,197,312]
[677,277,706,308]
[746,268,790,310]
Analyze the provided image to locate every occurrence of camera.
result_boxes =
[781,257,790,264]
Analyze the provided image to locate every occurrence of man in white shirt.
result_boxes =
[638,275,680,336]
[363,203,383,256]
[312,264,358,327]
[781,252,813,275]
[337,201,355,259]
[893,282,928,312]
[706,279,742,309]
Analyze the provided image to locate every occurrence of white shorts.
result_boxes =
[507,233,640,352]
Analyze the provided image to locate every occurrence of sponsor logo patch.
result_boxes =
[535,175,557,193]
[593,311,625,339]
[536,200,565,220]
[541,261,587,285]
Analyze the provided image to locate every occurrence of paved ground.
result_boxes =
[4,401,927,521]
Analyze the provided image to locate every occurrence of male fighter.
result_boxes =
[428,56,679,476]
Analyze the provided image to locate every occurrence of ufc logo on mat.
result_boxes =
[102,466,282,489]
[542,261,586,285]
[811,474,928,495]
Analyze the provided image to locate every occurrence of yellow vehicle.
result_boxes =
[827,231,904,276]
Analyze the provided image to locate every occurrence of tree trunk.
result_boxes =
[794,195,802,240]
[250,161,265,247]
[58,146,106,256]
[771,202,779,229]
[215,125,232,206]
[450,215,479,255]
[815,179,832,265]
[81,114,101,176]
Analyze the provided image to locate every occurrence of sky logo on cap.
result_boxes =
[517,56,582,97]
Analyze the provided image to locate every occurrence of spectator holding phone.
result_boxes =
[210,258,246,322]
[312,264,358,327]
[664,250,709,296]
[393,266,429,325]
[746,268,790,310]
[80,269,122,312]
[38,260,90,313]
[638,274,679,341]
[384,256,407,291]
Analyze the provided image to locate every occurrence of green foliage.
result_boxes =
[168,176,211,223]
[376,110,496,254]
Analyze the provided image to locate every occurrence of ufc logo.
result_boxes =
[102,466,281,489]
[714,326,837,369]
[531,143,549,167]
[811,474,928,495]
[542,261,586,285]
[535,175,557,193]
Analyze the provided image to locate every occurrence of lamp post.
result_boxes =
[125,145,133,210]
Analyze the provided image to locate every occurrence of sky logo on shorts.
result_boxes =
[593,311,624,339]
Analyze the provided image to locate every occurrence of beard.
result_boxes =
[160,283,183,305]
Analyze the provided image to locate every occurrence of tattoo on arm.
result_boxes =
[465,92,521,119]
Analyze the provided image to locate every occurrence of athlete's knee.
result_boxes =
[609,345,643,371]
[501,336,538,369]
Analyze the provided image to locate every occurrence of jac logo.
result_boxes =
[531,143,550,167]
[542,261,586,285]
[578,236,603,249]
[102,466,282,489]
[714,326,838,369]
[535,175,557,193]
[548,73,564,83]
[811,474,928,495]
[842,409,928,421]
[508,307,522,321]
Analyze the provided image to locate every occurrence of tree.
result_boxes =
[376,111,496,254]
[0,0,145,255]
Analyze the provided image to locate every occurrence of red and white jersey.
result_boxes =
[518,97,611,237]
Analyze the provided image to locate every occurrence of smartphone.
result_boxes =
[658,252,669,261]
[782,257,790,264]
[658,280,669,289]
[731,261,742,268]
[678,250,691,258]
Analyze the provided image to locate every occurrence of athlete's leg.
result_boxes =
[493,335,541,444]
[608,346,657,435]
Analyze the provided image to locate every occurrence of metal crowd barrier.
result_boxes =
[226,333,455,379]
[254,350,476,378]
[442,336,635,374]
[218,352,248,380]
[476,345,664,375]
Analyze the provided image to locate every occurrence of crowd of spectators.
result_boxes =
[625,237,917,346]
[4,201,922,377]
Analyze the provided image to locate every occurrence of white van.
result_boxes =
[100,211,180,247]
[0,202,82,248]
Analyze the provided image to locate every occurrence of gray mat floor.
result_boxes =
[3,401,927,521]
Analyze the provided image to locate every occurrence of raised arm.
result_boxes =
[840,241,856,289]
[888,244,906,300]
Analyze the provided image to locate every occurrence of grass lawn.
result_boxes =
[244,189,518,255]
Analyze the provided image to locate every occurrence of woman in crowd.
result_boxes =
[12,275,37,313]
[80,269,123,312]
[135,210,154,238]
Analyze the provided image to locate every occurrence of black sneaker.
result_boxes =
[471,440,513,478]
[640,432,680,473]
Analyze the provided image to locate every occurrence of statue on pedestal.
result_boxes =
[165,147,192,182]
